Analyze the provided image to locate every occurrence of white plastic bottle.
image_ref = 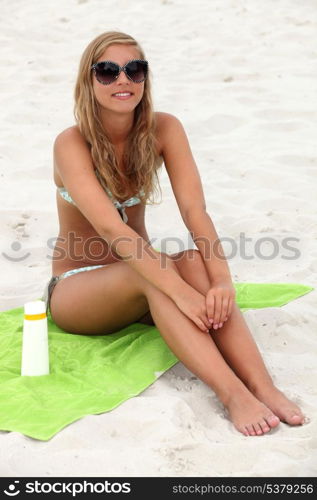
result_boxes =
[21,300,50,376]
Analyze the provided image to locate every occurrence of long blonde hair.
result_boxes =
[74,31,162,204]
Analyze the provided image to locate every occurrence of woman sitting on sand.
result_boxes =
[45,31,305,436]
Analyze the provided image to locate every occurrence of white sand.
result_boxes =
[0,0,316,477]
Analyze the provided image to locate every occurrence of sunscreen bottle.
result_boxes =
[21,300,49,376]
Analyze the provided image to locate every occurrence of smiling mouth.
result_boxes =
[112,92,134,97]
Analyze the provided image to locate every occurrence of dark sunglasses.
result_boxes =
[91,59,148,85]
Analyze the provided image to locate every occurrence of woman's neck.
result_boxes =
[100,110,134,145]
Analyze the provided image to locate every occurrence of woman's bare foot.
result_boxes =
[225,389,280,436]
[252,385,306,426]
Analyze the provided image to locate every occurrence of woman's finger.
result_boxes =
[206,293,215,324]
[213,294,223,330]
[227,297,233,318]
[201,307,212,331]
[221,297,229,324]
[197,317,210,333]
[190,309,210,333]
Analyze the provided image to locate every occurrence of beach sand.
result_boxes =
[0,0,316,477]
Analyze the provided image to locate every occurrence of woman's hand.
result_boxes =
[206,279,236,330]
[172,284,213,333]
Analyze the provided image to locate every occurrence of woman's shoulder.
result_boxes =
[155,111,180,128]
[154,112,184,152]
[154,111,181,146]
[53,126,92,186]
[54,125,88,150]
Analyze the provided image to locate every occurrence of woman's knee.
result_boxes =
[169,249,203,270]
[168,249,210,295]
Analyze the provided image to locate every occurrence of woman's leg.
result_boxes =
[170,249,305,427]
[50,256,278,435]
[141,275,280,436]
[50,251,303,433]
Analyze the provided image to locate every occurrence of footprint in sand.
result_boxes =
[11,213,31,238]
[2,213,31,262]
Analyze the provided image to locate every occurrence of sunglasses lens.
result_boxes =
[94,62,119,84]
[125,60,148,83]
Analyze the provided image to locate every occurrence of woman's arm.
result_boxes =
[186,210,232,284]
[159,113,236,323]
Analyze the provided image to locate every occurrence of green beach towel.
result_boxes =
[0,282,313,441]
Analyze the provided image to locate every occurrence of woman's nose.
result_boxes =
[116,69,130,83]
